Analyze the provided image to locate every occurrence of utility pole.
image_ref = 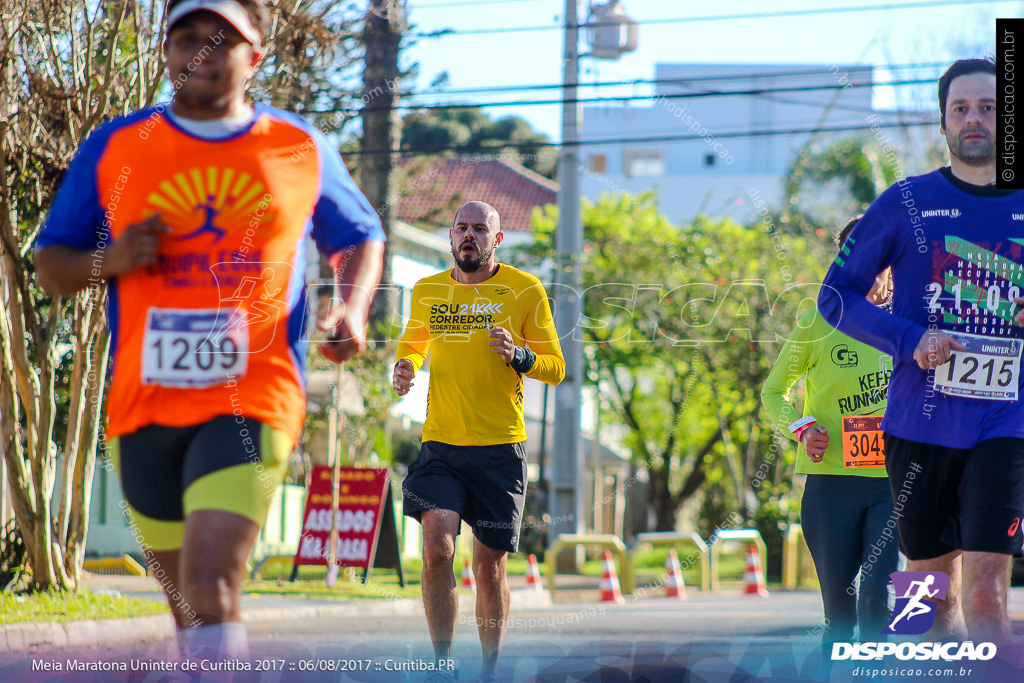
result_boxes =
[360,0,405,326]
[550,0,584,568]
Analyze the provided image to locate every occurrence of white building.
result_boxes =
[580,63,881,221]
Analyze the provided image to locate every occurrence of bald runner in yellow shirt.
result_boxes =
[393,201,564,681]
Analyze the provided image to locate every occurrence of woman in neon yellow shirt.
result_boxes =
[761,217,897,645]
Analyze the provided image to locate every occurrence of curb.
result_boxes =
[2,615,173,653]
[1,589,553,653]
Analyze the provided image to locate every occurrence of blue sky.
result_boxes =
[401,0,1019,139]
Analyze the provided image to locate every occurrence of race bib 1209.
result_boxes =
[141,308,248,388]
[934,332,1021,401]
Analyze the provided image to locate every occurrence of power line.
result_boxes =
[412,0,539,8]
[409,0,1007,38]
[349,119,934,157]
[406,62,949,98]
[328,76,936,115]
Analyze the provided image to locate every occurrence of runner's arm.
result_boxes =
[760,312,815,443]
[36,244,106,295]
[519,281,565,386]
[36,214,171,295]
[817,201,926,362]
[395,281,432,372]
[327,240,385,322]
[318,240,385,362]
[307,124,386,363]
[34,131,117,295]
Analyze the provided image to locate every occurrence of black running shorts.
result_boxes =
[402,440,528,553]
[111,415,291,551]
[885,434,1024,559]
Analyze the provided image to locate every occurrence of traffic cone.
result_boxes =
[744,545,769,597]
[665,548,687,599]
[599,551,625,603]
[525,554,543,591]
[460,559,477,592]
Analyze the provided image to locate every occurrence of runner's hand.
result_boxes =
[318,304,367,363]
[101,213,170,277]
[488,326,515,363]
[800,426,829,462]
[1013,296,1024,326]
[912,330,966,370]
[392,359,415,395]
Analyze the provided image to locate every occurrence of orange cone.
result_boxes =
[460,559,477,592]
[743,545,769,597]
[665,548,687,599]
[598,551,625,603]
[525,554,543,591]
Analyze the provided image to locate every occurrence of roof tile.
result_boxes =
[397,156,558,233]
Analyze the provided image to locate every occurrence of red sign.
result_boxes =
[293,466,390,568]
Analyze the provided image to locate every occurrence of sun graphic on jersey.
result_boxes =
[141,167,276,244]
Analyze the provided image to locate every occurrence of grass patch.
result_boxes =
[247,560,420,599]
[0,589,168,624]
[244,578,422,600]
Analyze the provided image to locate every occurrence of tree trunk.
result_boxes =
[647,465,678,532]
[58,300,91,546]
[0,0,165,593]
[65,323,109,586]
[359,0,404,327]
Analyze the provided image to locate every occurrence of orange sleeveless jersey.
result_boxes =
[38,104,384,443]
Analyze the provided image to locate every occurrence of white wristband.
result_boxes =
[788,416,818,434]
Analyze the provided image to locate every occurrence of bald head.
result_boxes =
[450,200,503,278]
[454,201,500,232]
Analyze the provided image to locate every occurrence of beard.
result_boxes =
[948,126,995,167]
[452,241,493,272]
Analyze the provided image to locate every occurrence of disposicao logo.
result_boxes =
[830,571,996,663]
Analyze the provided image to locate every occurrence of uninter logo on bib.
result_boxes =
[884,571,949,635]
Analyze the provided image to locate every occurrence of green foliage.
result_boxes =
[785,133,911,238]
[750,483,800,583]
[399,107,557,178]
[695,480,738,541]
[515,193,819,532]
[0,521,26,592]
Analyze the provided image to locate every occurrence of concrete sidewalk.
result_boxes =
[0,573,553,654]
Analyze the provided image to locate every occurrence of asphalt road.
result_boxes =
[9,587,1024,682]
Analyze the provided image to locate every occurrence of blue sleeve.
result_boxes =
[36,134,106,251]
[310,130,385,258]
[817,193,926,362]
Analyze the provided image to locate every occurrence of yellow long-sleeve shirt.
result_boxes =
[397,264,565,446]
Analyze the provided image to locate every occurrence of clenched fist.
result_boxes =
[101,213,171,277]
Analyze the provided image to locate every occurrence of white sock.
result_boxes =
[174,628,187,658]
[184,622,250,661]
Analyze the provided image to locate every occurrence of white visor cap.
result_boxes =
[166,0,262,52]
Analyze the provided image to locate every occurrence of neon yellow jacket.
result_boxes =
[761,307,890,476]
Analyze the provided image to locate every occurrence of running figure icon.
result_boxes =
[177,195,227,243]
[888,575,939,629]
[884,571,950,635]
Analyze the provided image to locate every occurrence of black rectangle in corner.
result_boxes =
[997,18,1024,189]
